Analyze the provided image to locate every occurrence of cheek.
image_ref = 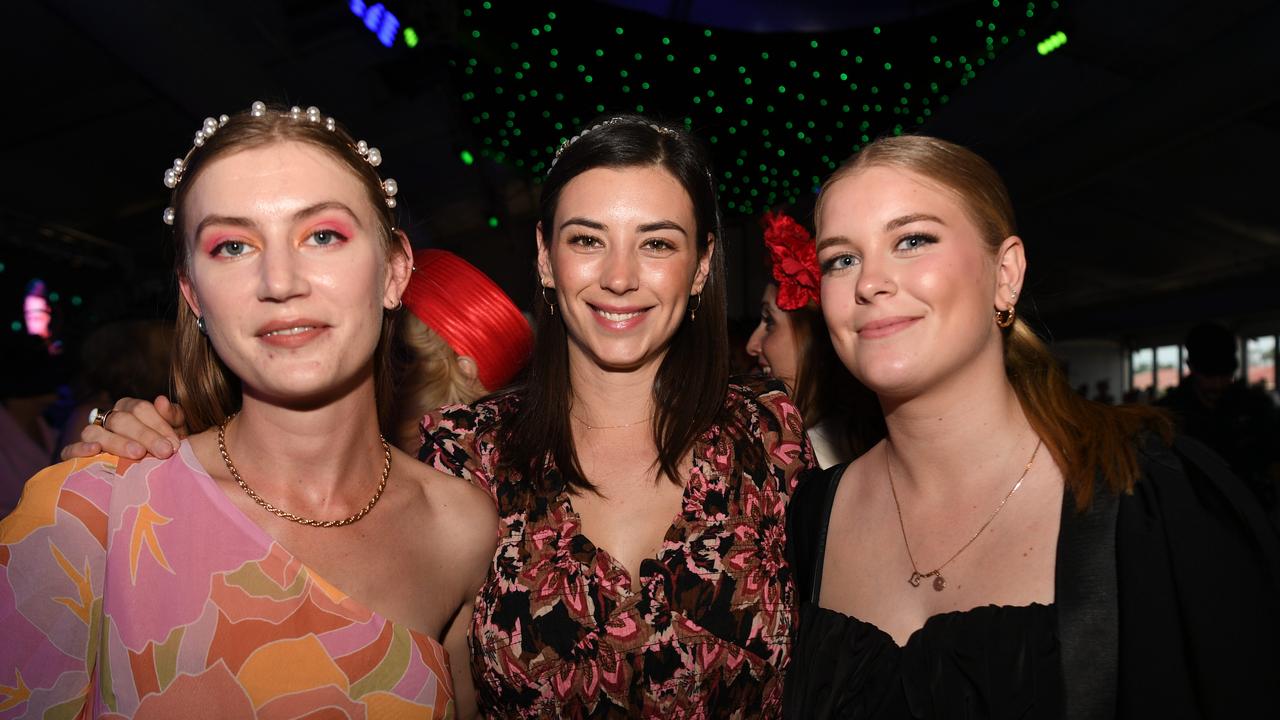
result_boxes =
[819,276,859,328]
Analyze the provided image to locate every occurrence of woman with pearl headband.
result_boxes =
[5,102,495,718]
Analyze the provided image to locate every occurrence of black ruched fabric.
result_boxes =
[784,601,1062,720]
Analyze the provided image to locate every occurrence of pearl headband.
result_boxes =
[161,100,399,225]
[547,117,679,175]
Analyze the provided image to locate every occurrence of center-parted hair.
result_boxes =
[166,103,407,433]
[497,114,732,494]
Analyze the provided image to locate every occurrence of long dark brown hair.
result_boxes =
[816,135,1171,510]
[166,104,406,433]
[497,114,731,494]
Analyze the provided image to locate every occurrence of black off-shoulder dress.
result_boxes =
[784,436,1280,720]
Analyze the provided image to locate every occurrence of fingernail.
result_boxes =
[152,440,175,458]
[126,442,146,458]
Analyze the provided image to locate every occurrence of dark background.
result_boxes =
[4,0,1279,358]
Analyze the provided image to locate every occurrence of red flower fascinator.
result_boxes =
[762,211,820,310]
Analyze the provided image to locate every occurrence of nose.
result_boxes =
[746,321,765,358]
[855,255,896,304]
[599,245,640,295]
[257,242,308,303]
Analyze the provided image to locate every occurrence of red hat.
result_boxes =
[401,249,532,391]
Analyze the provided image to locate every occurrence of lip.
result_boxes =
[255,318,330,348]
[857,315,921,339]
[589,303,651,331]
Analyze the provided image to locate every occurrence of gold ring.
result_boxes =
[89,408,114,429]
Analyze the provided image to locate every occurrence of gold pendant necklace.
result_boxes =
[885,438,1042,592]
[571,413,651,430]
[218,414,391,528]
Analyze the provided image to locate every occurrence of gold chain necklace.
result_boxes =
[218,415,391,528]
[885,438,1042,592]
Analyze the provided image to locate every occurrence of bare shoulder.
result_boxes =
[396,449,498,557]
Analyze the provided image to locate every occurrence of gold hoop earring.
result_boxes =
[541,286,557,316]
[688,292,702,321]
[995,306,1016,328]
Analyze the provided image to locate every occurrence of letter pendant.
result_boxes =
[909,571,924,587]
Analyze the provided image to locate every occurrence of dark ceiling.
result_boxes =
[3,0,1278,349]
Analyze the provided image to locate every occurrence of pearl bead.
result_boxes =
[356,140,369,155]
[250,101,266,117]
[382,179,398,196]
[325,117,336,131]
[163,169,178,188]
[172,158,184,171]
[162,207,176,225]
[305,106,321,122]
[219,114,229,125]
[386,197,397,208]
[289,106,301,118]
[203,117,218,134]
[366,148,382,166]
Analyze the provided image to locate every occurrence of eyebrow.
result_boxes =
[192,201,364,238]
[559,217,688,236]
[885,213,945,231]
[815,213,947,253]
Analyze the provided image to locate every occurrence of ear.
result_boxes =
[457,355,480,383]
[994,235,1026,311]
[178,274,202,319]
[535,222,555,288]
[384,230,414,309]
[691,235,715,295]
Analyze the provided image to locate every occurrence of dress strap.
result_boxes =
[1055,480,1119,720]
[810,463,846,599]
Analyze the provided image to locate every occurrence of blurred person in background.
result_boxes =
[747,211,878,468]
[391,248,532,452]
[0,333,64,513]
[1159,322,1280,528]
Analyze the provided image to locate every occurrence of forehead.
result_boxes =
[184,141,371,222]
[556,165,694,221]
[819,165,966,229]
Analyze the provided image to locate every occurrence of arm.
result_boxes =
[1,459,110,718]
[61,395,187,461]
[439,482,499,720]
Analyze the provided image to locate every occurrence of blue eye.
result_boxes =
[820,254,858,274]
[895,233,937,252]
[308,229,347,246]
[213,240,248,257]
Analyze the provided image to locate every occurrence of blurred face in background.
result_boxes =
[746,284,799,391]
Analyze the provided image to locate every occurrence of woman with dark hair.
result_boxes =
[422,115,812,717]
[5,102,495,717]
[66,114,814,717]
[747,211,876,468]
[784,135,1280,718]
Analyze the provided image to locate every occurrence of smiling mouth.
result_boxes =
[591,304,649,322]
[262,325,318,337]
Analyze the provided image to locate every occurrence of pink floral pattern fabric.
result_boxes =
[420,379,814,718]
[0,443,454,719]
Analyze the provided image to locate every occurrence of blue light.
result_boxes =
[349,1,400,48]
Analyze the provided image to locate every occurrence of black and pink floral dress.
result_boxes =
[420,380,814,718]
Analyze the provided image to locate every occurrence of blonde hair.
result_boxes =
[391,313,487,452]
[818,135,1170,510]
[166,104,406,434]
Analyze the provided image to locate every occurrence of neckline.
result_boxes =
[557,442,707,593]
[174,438,447,658]
[805,599,1055,650]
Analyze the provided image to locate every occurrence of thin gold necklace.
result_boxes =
[570,413,651,430]
[885,438,1042,592]
[218,415,391,528]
